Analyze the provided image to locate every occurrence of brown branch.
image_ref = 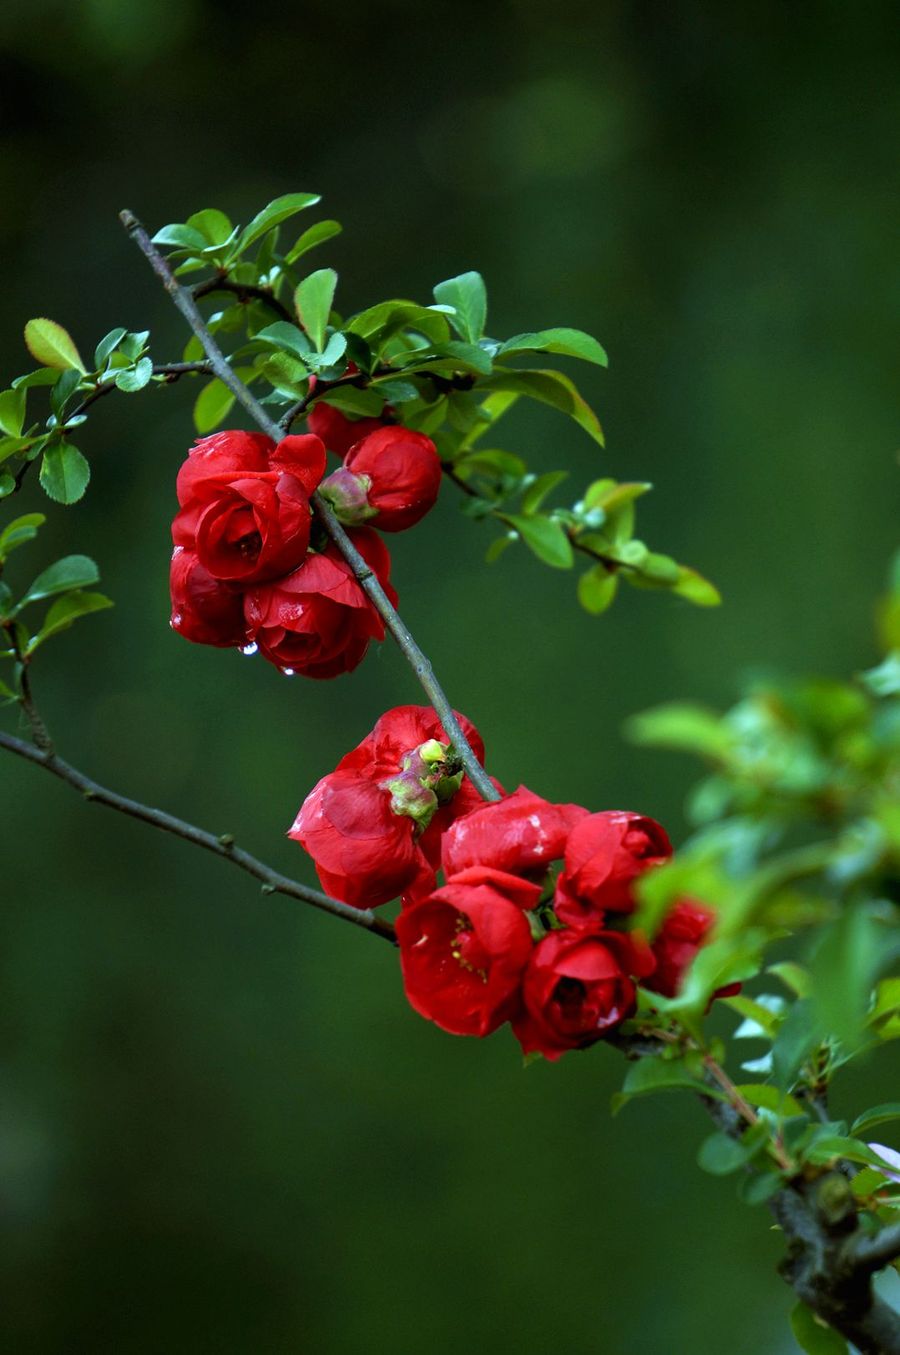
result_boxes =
[119,208,499,805]
[192,276,293,324]
[0,727,396,943]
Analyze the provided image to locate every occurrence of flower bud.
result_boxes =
[318,466,377,526]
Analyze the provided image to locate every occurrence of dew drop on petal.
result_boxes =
[241,642,259,657]
[282,667,295,677]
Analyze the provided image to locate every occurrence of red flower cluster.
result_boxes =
[169,415,441,678]
[291,707,736,1061]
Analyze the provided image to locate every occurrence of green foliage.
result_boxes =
[790,1302,850,1354]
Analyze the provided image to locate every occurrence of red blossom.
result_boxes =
[441,785,588,881]
[320,426,442,532]
[645,898,740,1001]
[169,546,248,648]
[554,810,672,926]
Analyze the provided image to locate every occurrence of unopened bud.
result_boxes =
[318,467,376,525]
[383,769,439,828]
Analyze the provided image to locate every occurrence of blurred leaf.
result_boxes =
[499,327,608,366]
[810,904,881,1051]
[0,513,45,562]
[18,554,99,608]
[804,1135,887,1169]
[851,1104,900,1136]
[485,534,515,564]
[0,388,26,436]
[295,268,338,351]
[697,1130,760,1175]
[26,590,113,653]
[790,1302,849,1354]
[734,1084,805,1116]
[94,327,127,368]
[238,193,321,253]
[768,963,813,999]
[480,368,604,445]
[672,565,721,607]
[24,319,87,374]
[504,514,574,569]
[613,1055,714,1112]
[772,999,823,1089]
[859,652,900,697]
[285,219,343,265]
[578,564,618,614]
[193,379,236,434]
[433,271,486,342]
[521,471,568,515]
[625,702,730,759]
[39,443,90,504]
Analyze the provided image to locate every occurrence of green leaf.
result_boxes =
[734,1084,805,1116]
[24,318,87,374]
[186,208,233,245]
[26,590,113,653]
[697,1130,757,1175]
[346,300,452,352]
[254,321,313,362]
[672,565,721,607]
[768,962,813,999]
[772,999,824,1089]
[851,1104,900,1137]
[790,1302,849,1353]
[0,388,26,436]
[94,327,127,368]
[625,702,730,759]
[804,1136,887,1169]
[285,219,343,265]
[193,379,236,434]
[578,564,618,614]
[18,554,99,608]
[725,995,784,1040]
[485,534,515,564]
[521,470,568,516]
[504,514,574,569]
[737,1171,783,1205]
[38,443,90,504]
[859,652,900,697]
[433,340,493,375]
[614,1055,714,1111]
[480,368,604,446]
[0,434,44,466]
[295,268,338,352]
[0,471,14,498]
[811,904,881,1052]
[114,357,154,393]
[433,271,487,342]
[238,193,321,253]
[151,223,209,253]
[498,327,608,366]
[0,512,45,562]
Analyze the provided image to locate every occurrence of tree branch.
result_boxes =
[848,1223,900,1278]
[0,728,396,943]
[119,208,499,805]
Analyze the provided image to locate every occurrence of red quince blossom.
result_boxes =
[554,810,672,926]
[244,528,395,679]
[441,785,588,881]
[645,898,740,1001]
[289,704,493,907]
[320,426,442,532]
[512,927,655,1061]
[307,401,386,459]
[172,430,326,585]
[289,771,436,908]
[396,866,539,1037]
[169,546,248,648]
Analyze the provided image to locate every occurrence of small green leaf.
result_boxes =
[0,471,14,498]
[193,379,236,434]
[0,388,26,437]
[151,223,209,253]
[789,1301,849,1354]
[772,999,823,1089]
[27,590,113,652]
[186,208,233,244]
[38,443,90,504]
[625,702,730,759]
[859,652,900,697]
[285,219,343,265]
[768,962,813,999]
[0,512,45,562]
[94,327,128,368]
[254,322,313,362]
[804,1136,887,1169]
[578,564,618,614]
[672,565,721,607]
[498,327,608,366]
[114,357,154,393]
[485,534,515,564]
[504,514,574,569]
[614,1055,714,1110]
[734,1085,805,1117]
[851,1104,900,1137]
[18,554,99,608]
[295,268,338,352]
[24,318,87,374]
[433,271,487,342]
[737,1172,783,1205]
[480,368,604,446]
[238,193,321,253]
[697,1131,756,1175]
[521,470,568,516]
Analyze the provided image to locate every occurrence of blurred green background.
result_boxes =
[1,2,898,1351]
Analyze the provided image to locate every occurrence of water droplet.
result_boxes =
[282,667,295,677]
[170,614,182,629]
[241,642,258,657]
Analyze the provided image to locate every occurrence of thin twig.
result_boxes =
[119,208,499,804]
[192,276,293,324]
[0,728,396,943]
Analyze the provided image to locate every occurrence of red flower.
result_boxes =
[307,402,386,459]
[320,426,442,532]
[441,785,588,881]
[396,867,539,1037]
[289,705,492,907]
[646,898,740,1000]
[554,810,672,926]
[512,928,655,1061]
[244,528,396,678]
[172,430,326,585]
[289,771,436,908]
[169,546,248,648]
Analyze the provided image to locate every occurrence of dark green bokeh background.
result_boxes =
[2,3,898,1351]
